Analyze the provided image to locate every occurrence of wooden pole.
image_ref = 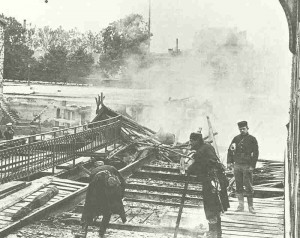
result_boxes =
[148,0,151,52]
[206,116,220,158]
[173,174,189,238]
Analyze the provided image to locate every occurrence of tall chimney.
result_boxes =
[176,38,179,53]
[23,19,26,29]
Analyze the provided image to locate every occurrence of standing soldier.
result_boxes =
[0,127,3,140]
[187,132,229,238]
[4,123,14,140]
[227,121,259,214]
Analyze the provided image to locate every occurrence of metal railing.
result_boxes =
[0,116,122,183]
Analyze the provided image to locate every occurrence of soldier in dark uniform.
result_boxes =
[4,123,14,140]
[81,164,126,238]
[187,132,229,238]
[227,121,259,214]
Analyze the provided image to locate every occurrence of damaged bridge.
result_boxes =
[0,96,284,238]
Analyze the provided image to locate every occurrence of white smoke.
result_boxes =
[127,28,290,161]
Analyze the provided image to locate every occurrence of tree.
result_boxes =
[39,45,68,82]
[29,26,97,83]
[30,26,101,55]
[98,14,150,78]
[66,47,94,82]
[1,14,35,80]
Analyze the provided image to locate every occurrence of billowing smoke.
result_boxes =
[126,27,290,161]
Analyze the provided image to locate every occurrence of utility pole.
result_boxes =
[23,19,31,86]
[0,18,6,97]
[148,0,151,53]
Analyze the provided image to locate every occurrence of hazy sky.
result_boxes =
[1,0,290,53]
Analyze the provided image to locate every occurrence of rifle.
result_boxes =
[211,170,224,213]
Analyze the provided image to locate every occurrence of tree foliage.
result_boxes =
[1,13,151,83]
[1,14,35,80]
[98,14,150,78]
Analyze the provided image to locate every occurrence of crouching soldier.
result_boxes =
[81,163,126,238]
[187,132,229,238]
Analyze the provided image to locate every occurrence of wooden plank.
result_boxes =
[0,216,14,222]
[41,186,71,195]
[222,228,278,237]
[222,219,280,228]
[224,214,283,225]
[51,185,77,192]
[0,177,53,213]
[224,213,283,223]
[51,181,84,189]
[52,178,87,187]
[120,148,157,179]
[0,220,10,225]
[223,230,279,238]
[0,211,15,217]
[12,202,32,208]
[0,181,88,236]
[0,181,27,196]
[0,183,31,200]
[222,222,282,234]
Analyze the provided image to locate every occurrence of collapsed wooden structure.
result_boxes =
[0,93,285,237]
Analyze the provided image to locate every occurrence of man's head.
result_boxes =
[189,132,204,150]
[237,121,249,135]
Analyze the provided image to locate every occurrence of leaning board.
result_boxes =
[0,177,88,237]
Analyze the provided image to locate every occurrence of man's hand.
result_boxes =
[227,163,233,170]
[249,166,254,171]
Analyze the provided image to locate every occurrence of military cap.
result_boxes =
[237,121,248,128]
[190,132,203,141]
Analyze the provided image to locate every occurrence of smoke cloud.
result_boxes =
[127,28,290,161]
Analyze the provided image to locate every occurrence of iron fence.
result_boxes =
[0,116,122,183]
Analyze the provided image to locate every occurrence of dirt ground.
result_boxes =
[5,222,196,238]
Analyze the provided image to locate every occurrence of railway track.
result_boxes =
[35,159,283,238]
[59,160,205,237]
[1,157,284,238]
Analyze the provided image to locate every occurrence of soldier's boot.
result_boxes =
[235,194,244,212]
[247,195,256,214]
[205,223,218,238]
[98,227,106,238]
[217,216,222,238]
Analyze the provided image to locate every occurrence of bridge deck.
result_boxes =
[222,198,283,238]
[60,197,283,238]
[0,177,88,237]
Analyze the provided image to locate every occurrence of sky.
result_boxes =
[1,0,290,53]
[1,0,293,160]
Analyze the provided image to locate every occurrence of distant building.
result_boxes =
[53,101,91,128]
[192,27,249,54]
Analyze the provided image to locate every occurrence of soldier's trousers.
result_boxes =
[234,163,253,196]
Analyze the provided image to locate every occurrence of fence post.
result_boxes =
[105,127,108,155]
[52,131,56,175]
[73,127,77,167]
[27,139,31,181]
[113,124,117,149]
